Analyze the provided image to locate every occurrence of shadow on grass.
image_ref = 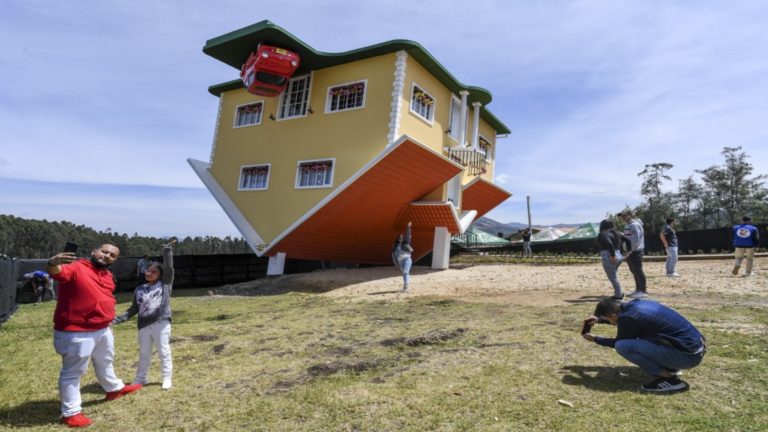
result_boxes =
[560,365,645,392]
[0,396,108,428]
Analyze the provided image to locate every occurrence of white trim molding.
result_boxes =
[387,50,408,146]
[187,158,265,253]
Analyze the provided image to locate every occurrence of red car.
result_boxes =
[240,45,300,97]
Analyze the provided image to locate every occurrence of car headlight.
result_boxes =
[291,60,298,67]
[261,52,269,58]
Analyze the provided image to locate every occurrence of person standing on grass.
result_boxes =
[582,297,706,394]
[392,221,413,293]
[597,219,631,299]
[113,240,176,390]
[47,244,142,428]
[660,218,680,277]
[731,216,759,277]
[619,210,647,298]
[522,228,533,258]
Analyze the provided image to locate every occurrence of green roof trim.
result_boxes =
[204,20,510,134]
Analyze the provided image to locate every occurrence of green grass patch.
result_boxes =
[1,285,767,431]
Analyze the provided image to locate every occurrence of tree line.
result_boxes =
[0,214,252,259]
[630,146,767,233]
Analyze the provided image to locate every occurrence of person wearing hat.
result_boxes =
[619,210,648,298]
[732,216,759,277]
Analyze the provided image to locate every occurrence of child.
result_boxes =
[113,241,175,390]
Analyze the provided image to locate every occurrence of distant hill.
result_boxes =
[471,217,587,236]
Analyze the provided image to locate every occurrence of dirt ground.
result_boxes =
[214,257,767,309]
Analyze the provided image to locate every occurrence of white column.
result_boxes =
[458,90,469,147]
[431,227,451,270]
[267,252,286,275]
[471,102,481,150]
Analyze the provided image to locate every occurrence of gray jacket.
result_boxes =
[113,246,174,330]
[622,218,645,252]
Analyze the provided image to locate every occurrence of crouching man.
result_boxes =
[581,298,706,393]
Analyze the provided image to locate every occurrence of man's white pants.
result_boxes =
[54,327,124,417]
[135,320,172,384]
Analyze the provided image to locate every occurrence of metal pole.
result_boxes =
[527,195,532,230]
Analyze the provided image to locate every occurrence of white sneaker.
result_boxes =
[667,273,681,277]
[628,291,648,298]
[162,378,172,390]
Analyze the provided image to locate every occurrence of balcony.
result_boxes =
[447,148,487,176]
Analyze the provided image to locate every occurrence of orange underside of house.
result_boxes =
[267,140,462,265]
[461,179,512,219]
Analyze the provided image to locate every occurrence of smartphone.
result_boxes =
[64,242,79,253]
[581,321,593,335]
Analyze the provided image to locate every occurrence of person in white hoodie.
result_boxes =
[619,210,648,298]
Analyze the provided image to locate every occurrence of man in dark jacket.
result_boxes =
[581,298,706,393]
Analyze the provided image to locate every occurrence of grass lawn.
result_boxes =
[1,264,767,431]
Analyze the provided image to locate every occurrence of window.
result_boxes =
[296,159,334,188]
[278,74,311,119]
[448,96,463,141]
[234,102,264,127]
[326,80,366,113]
[238,164,270,190]
[478,136,491,157]
[410,84,435,123]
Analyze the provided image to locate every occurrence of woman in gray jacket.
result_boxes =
[392,221,413,293]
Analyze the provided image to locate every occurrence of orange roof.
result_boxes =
[399,202,461,234]
[264,138,463,264]
[461,177,512,219]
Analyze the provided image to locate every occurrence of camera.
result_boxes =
[64,242,79,253]
[581,321,593,335]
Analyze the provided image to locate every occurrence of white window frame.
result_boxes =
[478,135,491,157]
[295,158,335,189]
[325,79,367,114]
[409,83,435,125]
[277,74,312,120]
[238,163,271,191]
[233,101,264,128]
[448,95,464,142]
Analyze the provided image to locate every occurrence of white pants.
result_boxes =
[54,328,124,417]
[135,320,172,384]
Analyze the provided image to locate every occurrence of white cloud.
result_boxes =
[1,0,767,234]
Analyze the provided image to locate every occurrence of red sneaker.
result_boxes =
[105,383,142,401]
[61,412,93,428]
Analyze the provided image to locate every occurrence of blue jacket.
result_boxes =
[594,300,704,354]
[732,223,759,248]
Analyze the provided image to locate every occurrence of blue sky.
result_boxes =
[2,1,767,237]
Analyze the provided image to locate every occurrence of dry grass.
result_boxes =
[1,258,767,431]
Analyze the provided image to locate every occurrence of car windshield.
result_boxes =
[256,71,287,86]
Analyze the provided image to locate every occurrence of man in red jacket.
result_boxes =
[48,244,141,428]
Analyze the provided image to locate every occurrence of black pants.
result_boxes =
[626,251,646,292]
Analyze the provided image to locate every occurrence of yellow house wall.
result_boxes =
[209,53,396,243]
[398,58,501,201]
